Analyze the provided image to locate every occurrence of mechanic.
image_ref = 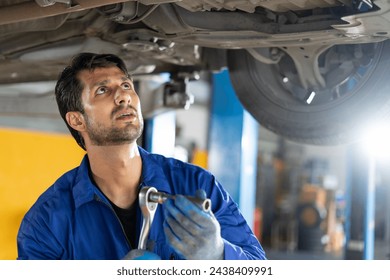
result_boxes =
[17,53,267,260]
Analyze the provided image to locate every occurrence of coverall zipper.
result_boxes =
[94,194,132,250]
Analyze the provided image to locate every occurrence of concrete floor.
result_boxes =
[264,240,390,260]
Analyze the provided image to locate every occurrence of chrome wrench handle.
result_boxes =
[137,186,212,250]
[138,186,158,250]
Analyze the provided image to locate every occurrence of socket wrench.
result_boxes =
[137,186,212,250]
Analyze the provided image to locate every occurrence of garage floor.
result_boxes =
[264,240,390,260]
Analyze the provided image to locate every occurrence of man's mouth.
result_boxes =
[118,112,133,118]
[114,107,138,121]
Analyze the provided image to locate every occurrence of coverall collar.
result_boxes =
[72,146,173,208]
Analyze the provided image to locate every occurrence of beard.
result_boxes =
[84,110,144,146]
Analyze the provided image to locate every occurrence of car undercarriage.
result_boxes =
[1,0,390,144]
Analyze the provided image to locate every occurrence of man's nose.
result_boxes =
[114,87,131,106]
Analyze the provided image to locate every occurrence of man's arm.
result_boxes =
[17,218,63,260]
[210,179,267,260]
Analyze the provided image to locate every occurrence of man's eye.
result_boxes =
[122,83,131,90]
[96,87,107,95]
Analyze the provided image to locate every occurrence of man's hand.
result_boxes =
[163,190,224,260]
[123,249,161,260]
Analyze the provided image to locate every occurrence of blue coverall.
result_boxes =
[17,147,266,260]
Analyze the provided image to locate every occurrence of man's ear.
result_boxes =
[66,111,86,132]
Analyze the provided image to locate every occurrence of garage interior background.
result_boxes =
[1,69,389,260]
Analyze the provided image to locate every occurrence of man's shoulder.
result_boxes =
[140,147,215,189]
[143,148,208,172]
[23,167,79,222]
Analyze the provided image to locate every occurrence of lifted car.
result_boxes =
[1,0,390,144]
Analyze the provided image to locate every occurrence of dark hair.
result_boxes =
[55,53,130,150]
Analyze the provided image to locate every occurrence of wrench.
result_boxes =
[138,186,158,250]
[137,186,212,250]
[148,191,211,212]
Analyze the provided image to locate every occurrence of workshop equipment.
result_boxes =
[137,186,211,250]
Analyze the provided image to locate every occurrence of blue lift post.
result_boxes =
[345,143,376,259]
[208,69,259,229]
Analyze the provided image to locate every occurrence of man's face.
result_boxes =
[77,66,144,146]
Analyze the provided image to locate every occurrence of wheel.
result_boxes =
[227,41,390,145]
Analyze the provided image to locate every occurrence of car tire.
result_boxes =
[227,41,390,145]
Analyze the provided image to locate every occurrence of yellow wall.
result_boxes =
[0,127,85,259]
